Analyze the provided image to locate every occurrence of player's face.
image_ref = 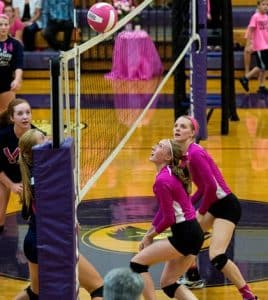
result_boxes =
[149,139,171,164]
[11,103,32,130]
[0,17,10,37]
[259,1,268,13]
[173,117,194,143]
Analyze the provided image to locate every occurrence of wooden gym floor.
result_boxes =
[0,74,268,299]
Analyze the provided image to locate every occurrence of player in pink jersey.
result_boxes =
[130,138,204,300]
[173,116,258,300]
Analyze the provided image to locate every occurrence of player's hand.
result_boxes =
[10,79,22,91]
[11,182,23,195]
[139,235,153,251]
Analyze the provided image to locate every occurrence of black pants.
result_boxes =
[23,22,40,51]
[43,19,74,51]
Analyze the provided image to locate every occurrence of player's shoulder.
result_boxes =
[188,143,208,161]
[188,142,204,154]
[0,124,13,137]
[7,36,24,50]
[0,125,14,147]
[156,166,172,182]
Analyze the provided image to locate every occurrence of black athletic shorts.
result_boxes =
[168,219,204,256]
[24,220,38,264]
[208,193,241,225]
[255,49,268,70]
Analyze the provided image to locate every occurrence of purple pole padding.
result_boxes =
[192,0,208,140]
[33,137,79,300]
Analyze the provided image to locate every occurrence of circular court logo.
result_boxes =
[81,222,211,253]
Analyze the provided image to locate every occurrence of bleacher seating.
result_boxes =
[23,4,255,72]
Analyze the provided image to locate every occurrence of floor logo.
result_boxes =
[81,222,211,253]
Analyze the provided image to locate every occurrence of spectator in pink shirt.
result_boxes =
[4,4,24,44]
[130,138,204,300]
[239,0,268,93]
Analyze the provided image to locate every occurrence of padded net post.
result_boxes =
[191,0,207,140]
[34,138,79,299]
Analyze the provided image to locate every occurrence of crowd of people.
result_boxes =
[0,0,74,52]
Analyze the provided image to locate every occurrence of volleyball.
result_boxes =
[87,2,118,33]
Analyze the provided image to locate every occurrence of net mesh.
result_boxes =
[55,0,202,200]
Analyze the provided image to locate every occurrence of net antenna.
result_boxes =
[50,0,204,202]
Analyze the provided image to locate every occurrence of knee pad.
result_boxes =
[90,285,103,298]
[162,282,180,298]
[25,285,39,300]
[210,253,228,271]
[130,261,149,273]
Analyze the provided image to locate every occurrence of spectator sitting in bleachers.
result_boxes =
[207,0,222,51]
[42,0,74,51]
[12,0,42,51]
[4,4,24,45]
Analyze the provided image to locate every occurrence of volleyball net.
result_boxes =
[49,0,207,202]
[36,0,207,298]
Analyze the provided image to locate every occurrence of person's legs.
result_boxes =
[43,20,61,50]
[244,49,251,75]
[256,70,268,93]
[28,262,39,294]
[14,262,39,300]
[131,239,182,300]
[210,218,256,300]
[61,20,73,51]
[23,23,40,51]
[160,256,198,300]
[177,213,214,289]
[0,182,10,232]
[78,253,103,299]
[239,67,260,92]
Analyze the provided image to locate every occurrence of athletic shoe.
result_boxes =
[239,77,249,92]
[257,86,268,94]
[177,277,205,289]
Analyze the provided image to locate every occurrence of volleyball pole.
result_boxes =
[34,55,79,299]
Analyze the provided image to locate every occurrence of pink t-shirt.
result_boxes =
[9,18,24,37]
[248,12,268,51]
[0,1,4,13]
